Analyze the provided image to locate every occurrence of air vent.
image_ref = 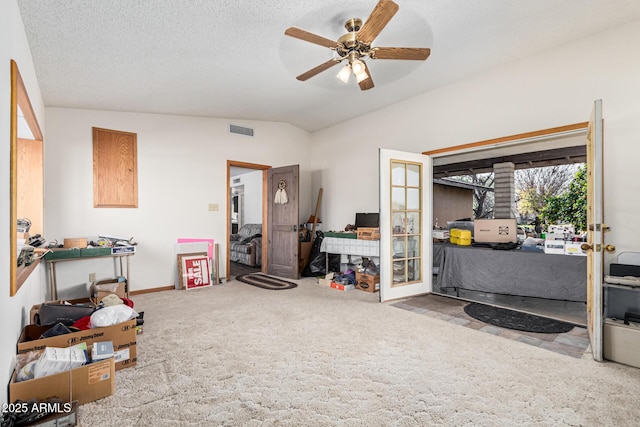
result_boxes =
[229,124,254,137]
[232,178,241,184]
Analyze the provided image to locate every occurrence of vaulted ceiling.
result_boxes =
[16,0,640,132]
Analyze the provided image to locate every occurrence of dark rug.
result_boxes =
[236,273,297,290]
[463,303,575,333]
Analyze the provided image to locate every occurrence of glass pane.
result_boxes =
[407,235,421,258]
[407,163,420,187]
[393,260,406,285]
[391,187,405,210]
[407,188,420,210]
[392,213,406,235]
[406,212,421,234]
[408,258,421,282]
[392,236,406,258]
[391,162,405,186]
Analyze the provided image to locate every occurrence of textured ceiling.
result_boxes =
[16,0,640,132]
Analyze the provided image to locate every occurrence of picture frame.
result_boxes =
[177,252,211,290]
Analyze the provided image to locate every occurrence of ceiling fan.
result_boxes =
[284,0,431,91]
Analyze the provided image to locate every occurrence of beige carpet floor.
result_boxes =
[78,277,640,426]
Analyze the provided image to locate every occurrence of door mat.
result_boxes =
[463,302,575,333]
[236,273,297,290]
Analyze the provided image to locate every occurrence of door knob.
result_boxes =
[580,243,592,251]
[579,243,616,253]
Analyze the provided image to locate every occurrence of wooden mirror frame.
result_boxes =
[10,60,43,296]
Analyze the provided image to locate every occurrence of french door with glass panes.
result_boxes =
[379,149,431,301]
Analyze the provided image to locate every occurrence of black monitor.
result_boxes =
[355,213,379,228]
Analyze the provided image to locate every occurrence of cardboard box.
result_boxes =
[330,282,355,291]
[318,273,334,286]
[357,228,380,240]
[91,278,127,303]
[356,272,380,293]
[544,240,565,255]
[18,319,137,371]
[63,238,88,249]
[548,224,575,235]
[545,233,566,241]
[564,242,587,256]
[473,219,518,243]
[92,341,115,361]
[33,347,87,379]
[10,358,115,405]
[432,229,449,240]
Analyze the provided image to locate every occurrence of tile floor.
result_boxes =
[391,293,591,359]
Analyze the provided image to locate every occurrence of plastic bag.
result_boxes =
[90,305,138,328]
[302,232,340,277]
[15,349,43,382]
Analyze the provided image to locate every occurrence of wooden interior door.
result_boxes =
[268,165,300,279]
[584,99,605,361]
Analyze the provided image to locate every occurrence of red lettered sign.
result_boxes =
[182,256,211,289]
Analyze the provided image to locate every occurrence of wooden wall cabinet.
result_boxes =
[93,127,138,208]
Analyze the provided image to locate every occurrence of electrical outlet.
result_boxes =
[208,203,219,211]
[89,272,96,282]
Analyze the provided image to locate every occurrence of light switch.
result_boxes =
[208,204,219,211]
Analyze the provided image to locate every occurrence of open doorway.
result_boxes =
[427,123,589,326]
[227,161,270,280]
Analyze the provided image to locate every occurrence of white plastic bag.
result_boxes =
[90,305,138,328]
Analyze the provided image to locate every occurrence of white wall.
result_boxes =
[0,0,48,407]
[310,19,640,268]
[231,170,263,225]
[44,109,313,293]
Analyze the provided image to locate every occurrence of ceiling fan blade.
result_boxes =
[358,62,375,91]
[372,47,431,60]
[296,59,341,81]
[357,0,399,45]
[285,27,336,49]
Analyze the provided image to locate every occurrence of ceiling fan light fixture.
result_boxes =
[336,64,351,83]
[355,69,370,83]
[351,59,365,74]
[351,59,370,82]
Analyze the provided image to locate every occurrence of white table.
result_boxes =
[321,237,380,273]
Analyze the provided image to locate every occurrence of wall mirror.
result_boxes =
[10,59,44,296]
